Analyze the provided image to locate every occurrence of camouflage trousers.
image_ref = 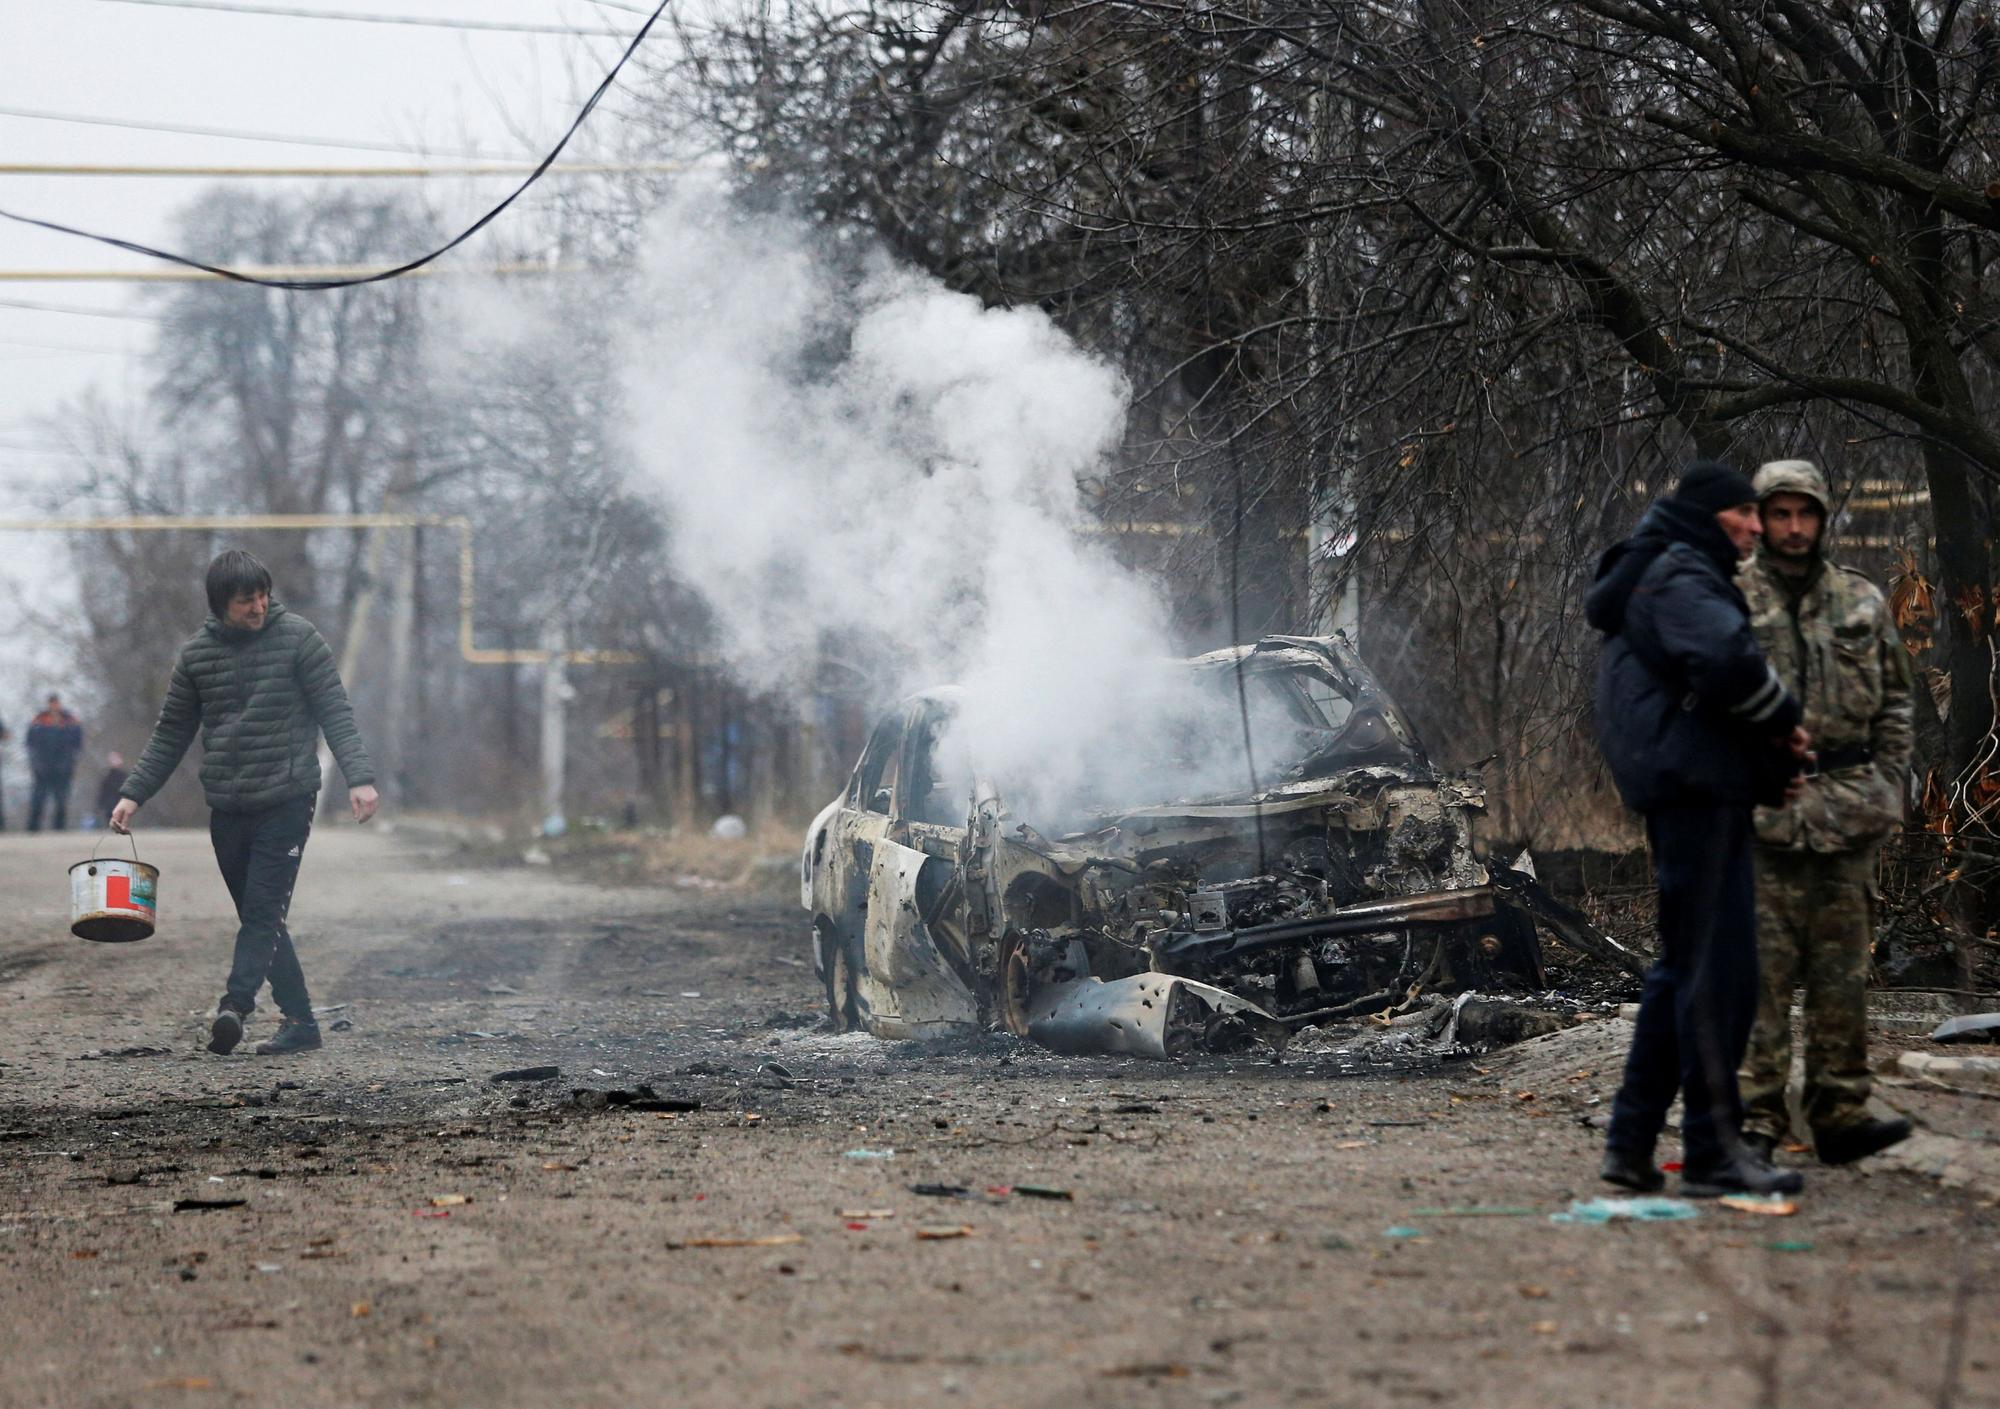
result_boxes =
[1741,847,1877,1140]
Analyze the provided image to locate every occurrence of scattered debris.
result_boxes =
[412,1209,451,1220]
[489,1066,561,1084]
[911,1183,975,1199]
[1438,994,1573,1051]
[350,1302,371,1319]
[569,1085,700,1113]
[666,1234,803,1249]
[838,1208,895,1219]
[171,1198,247,1213]
[429,1194,472,1208]
[843,1148,895,1160]
[1550,1197,1698,1224]
[1719,1195,1798,1217]
[1013,1185,1074,1201]
[76,1046,172,1061]
[914,1225,974,1240]
[1931,1012,2000,1044]
[1767,1240,1815,1253]
[1382,1226,1424,1238]
[329,1019,354,1032]
[1099,1363,1190,1379]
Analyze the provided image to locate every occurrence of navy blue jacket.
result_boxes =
[1587,500,1802,813]
[25,707,83,780]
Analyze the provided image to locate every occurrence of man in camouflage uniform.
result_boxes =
[1740,459,1915,1166]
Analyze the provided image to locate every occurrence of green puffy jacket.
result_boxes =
[122,602,376,814]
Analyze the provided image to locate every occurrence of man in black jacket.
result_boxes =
[1587,461,1811,1197]
[110,550,378,1058]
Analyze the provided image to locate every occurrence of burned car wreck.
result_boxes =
[802,634,1620,1059]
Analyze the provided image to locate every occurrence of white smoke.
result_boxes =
[619,185,1300,825]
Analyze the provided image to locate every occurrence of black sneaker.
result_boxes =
[254,1019,322,1056]
[1600,1147,1665,1193]
[207,1008,244,1056]
[1680,1153,1805,1198]
[1815,1117,1912,1166]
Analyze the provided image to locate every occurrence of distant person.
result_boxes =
[110,550,379,1058]
[88,751,129,830]
[1739,460,1915,1166]
[1586,460,1811,1198]
[26,693,83,831]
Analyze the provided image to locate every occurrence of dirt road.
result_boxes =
[1,824,1993,1409]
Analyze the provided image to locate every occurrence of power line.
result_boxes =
[0,263,578,284]
[0,104,505,161]
[90,0,638,37]
[0,161,688,178]
[0,0,671,290]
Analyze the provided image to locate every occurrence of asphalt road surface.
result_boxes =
[0,824,1993,1409]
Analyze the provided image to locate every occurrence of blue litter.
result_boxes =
[1382,1226,1424,1238]
[1550,1196,1699,1224]
[842,1148,895,1160]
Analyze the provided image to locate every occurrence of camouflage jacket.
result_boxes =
[1742,553,1914,853]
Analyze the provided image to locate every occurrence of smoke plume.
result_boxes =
[619,185,1293,825]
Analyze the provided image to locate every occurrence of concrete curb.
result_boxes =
[1872,1123,2000,1203]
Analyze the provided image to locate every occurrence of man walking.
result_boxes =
[109,550,378,1057]
[1739,460,1914,1165]
[1587,460,1810,1197]
[26,693,83,831]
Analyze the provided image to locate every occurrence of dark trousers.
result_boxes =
[211,798,315,1020]
[28,771,72,831]
[1606,802,1761,1168]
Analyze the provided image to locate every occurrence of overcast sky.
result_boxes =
[0,0,662,782]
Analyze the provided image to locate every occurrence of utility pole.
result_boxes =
[539,620,570,835]
[384,547,418,806]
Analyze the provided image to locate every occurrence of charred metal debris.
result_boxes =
[803,634,1638,1059]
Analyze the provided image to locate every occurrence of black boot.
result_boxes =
[207,1006,244,1056]
[254,1018,322,1056]
[1740,1129,1777,1162]
[1815,1117,1912,1166]
[1600,1146,1665,1193]
[1680,1151,1804,1198]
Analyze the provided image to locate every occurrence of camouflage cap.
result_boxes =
[1753,458,1830,515]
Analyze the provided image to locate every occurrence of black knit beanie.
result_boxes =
[1670,459,1758,513]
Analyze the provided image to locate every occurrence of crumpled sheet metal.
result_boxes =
[1024,973,1289,1059]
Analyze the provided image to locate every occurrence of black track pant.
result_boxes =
[28,770,72,831]
[1606,802,1760,1168]
[212,797,315,1021]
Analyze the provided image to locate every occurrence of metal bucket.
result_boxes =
[68,835,160,944]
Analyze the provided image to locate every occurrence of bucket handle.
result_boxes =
[87,830,141,865]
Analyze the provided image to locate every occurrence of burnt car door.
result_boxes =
[805,712,902,1029]
[830,697,982,1038]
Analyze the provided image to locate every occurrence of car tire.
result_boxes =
[994,930,1036,1037]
